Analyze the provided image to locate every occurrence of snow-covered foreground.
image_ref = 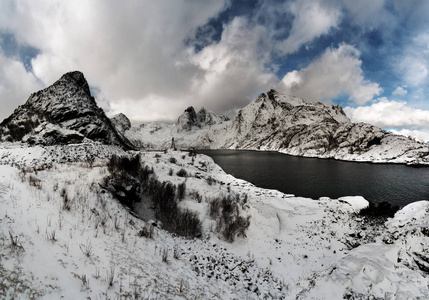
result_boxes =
[1,144,428,299]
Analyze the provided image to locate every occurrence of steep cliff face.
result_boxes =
[0,71,134,149]
[192,90,429,165]
[110,113,132,134]
[176,106,229,132]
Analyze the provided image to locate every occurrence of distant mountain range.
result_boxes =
[116,90,429,165]
[1,71,428,165]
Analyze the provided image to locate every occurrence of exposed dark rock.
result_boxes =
[176,106,229,132]
[110,113,132,134]
[0,71,135,150]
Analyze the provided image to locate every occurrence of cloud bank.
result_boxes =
[278,44,382,105]
[344,98,429,142]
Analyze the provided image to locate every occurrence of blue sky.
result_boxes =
[0,0,428,141]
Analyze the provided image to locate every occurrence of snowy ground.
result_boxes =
[1,143,428,299]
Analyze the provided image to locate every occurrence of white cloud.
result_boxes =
[0,53,42,121]
[189,17,277,114]
[278,44,382,104]
[344,98,429,130]
[389,128,429,143]
[400,33,429,87]
[0,0,228,122]
[0,0,346,123]
[340,0,388,28]
[392,86,407,96]
[276,0,341,55]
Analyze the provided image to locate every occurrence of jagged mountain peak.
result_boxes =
[59,71,91,96]
[191,89,428,165]
[251,89,350,125]
[0,71,134,150]
[176,106,229,132]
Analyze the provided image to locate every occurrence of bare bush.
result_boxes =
[107,267,115,287]
[80,240,93,257]
[177,182,186,200]
[8,231,24,252]
[114,216,121,231]
[206,176,215,186]
[161,248,168,263]
[86,155,95,168]
[47,229,57,242]
[107,154,141,177]
[28,175,42,189]
[138,223,154,239]
[59,187,72,211]
[176,168,187,177]
[73,273,89,290]
[209,195,251,242]
[173,244,181,260]
[189,190,202,203]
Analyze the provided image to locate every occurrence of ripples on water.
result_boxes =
[198,150,429,207]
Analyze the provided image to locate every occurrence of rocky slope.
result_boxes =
[0,71,134,150]
[192,90,429,165]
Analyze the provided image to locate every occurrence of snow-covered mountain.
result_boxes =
[0,71,134,150]
[118,107,229,150]
[192,90,429,165]
[115,89,429,165]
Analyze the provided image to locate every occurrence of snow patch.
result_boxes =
[339,196,369,212]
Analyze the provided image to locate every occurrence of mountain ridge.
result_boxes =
[192,89,429,166]
[114,89,429,165]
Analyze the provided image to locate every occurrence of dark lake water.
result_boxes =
[198,150,429,207]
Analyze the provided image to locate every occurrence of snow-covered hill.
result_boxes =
[1,144,428,299]
[192,90,429,165]
[0,71,134,150]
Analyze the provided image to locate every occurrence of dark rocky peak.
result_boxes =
[197,107,229,126]
[185,106,198,124]
[197,107,208,123]
[176,106,229,132]
[60,71,91,96]
[0,71,135,150]
[177,106,198,132]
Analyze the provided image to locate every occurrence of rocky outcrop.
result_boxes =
[176,106,229,132]
[0,71,135,150]
[192,89,429,165]
[110,113,132,134]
